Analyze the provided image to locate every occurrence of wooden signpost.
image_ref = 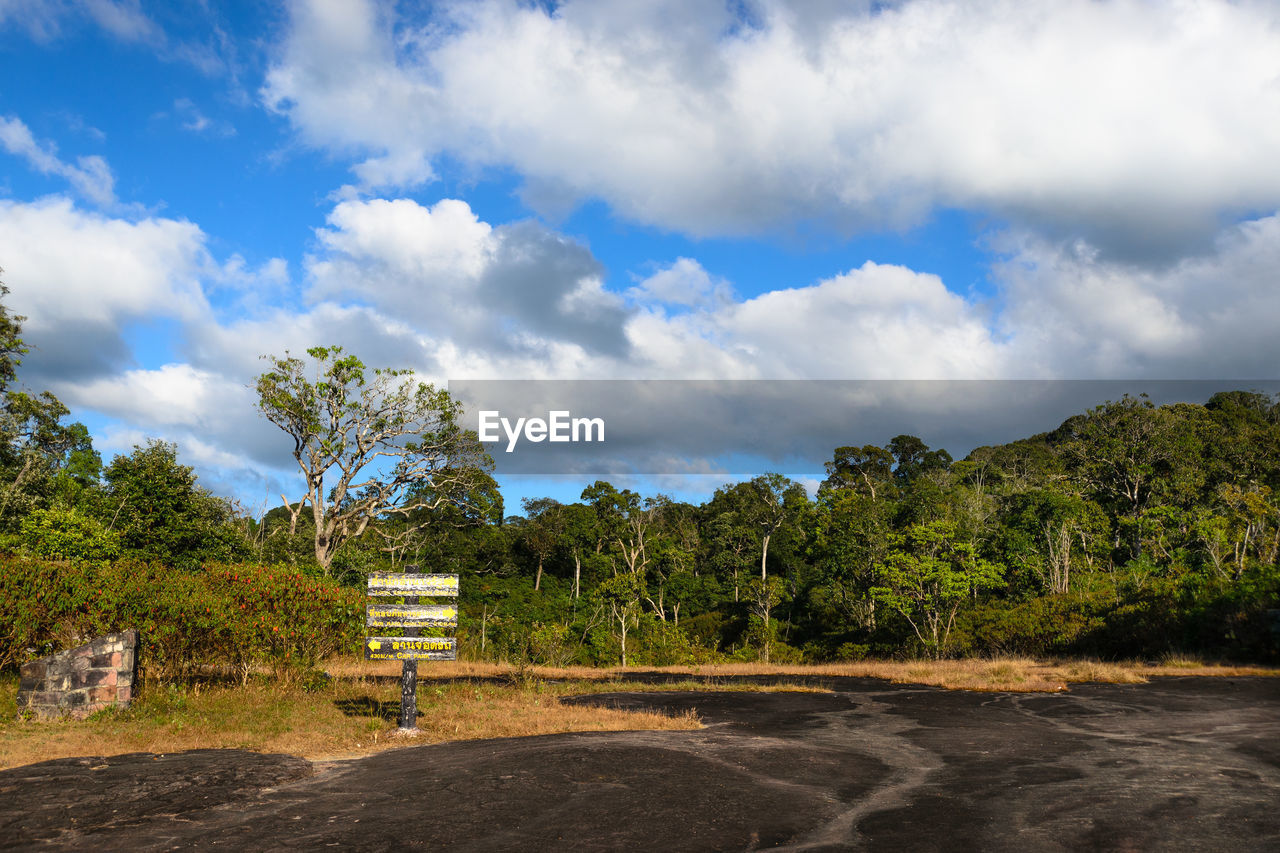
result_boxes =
[366,603,458,629]
[365,567,458,731]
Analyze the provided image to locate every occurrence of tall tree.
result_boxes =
[872,520,1003,658]
[822,444,895,500]
[255,346,491,575]
[102,439,246,569]
[520,496,563,591]
[0,276,97,526]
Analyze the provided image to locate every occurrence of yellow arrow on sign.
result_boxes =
[368,639,381,651]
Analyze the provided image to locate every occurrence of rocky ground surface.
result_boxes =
[2,676,1277,851]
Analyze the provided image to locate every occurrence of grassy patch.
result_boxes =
[0,669,699,771]
[4,655,1275,770]
[586,657,1280,693]
[336,656,1280,693]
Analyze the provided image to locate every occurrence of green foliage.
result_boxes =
[0,556,364,679]
[5,311,1278,674]
[0,275,25,392]
[872,520,1004,658]
[102,439,248,570]
[3,505,121,564]
[255,345,492,574]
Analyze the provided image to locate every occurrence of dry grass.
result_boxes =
[336,655,1280,693]
[621,659,1069,692]
[4,655,1275,771]
[587,656,1280,693]
[0,671,699,771]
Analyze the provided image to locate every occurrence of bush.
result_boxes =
[0,555,364,680]
[3,506,122,564]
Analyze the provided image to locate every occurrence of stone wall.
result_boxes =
[16,630,138,719]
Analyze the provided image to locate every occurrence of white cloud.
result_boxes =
[0,0,157,42]
[80,0,157,42]
[628,258,736,311]
[997,214,1280,378]
[299,199,1011,380]
[0,197,206,323]
[0,115,116,205]
[623,259,1006,379]
[173,98,236,137]
[9,193,1280,507]
[264,0,1280,254]
[307,197,631,359]
[61,363,238,429]
[0,197,210,383]
[298,198,1280,382]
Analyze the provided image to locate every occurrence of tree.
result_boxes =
[595,571,644,666]
[102,439,246,569]
[744,575,785,662]
[1061,395,1207,559]
[872,520,1003,658]
[0,272,26,391]
[710,474,806,581]
[0,275,97,527]
[255,346,491,575]
[822,444,895,500]
[809,487,892,632]
[888,435,952,484]
[559,502,603,601]
[998,489,1108,595]
[520,497,563,591]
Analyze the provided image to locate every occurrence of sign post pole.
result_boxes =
[364,568,458,732]
[398,565,419,732]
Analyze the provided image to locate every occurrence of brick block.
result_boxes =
[19,659,47,681]
[74,669,117,688]
[14,630,140,720]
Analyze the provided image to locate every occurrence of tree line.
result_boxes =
[2,281,1277,665]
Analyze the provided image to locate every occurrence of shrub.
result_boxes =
[0,556,364,680]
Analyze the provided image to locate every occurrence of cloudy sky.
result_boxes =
[2,0,1279,509]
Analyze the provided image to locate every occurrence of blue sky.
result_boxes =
[3,0,1280,514]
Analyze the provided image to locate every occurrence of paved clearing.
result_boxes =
[2,676,1277,851]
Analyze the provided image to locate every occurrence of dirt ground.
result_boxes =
[2,675,1277,851]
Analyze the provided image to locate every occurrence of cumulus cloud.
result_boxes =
[997,214,1280,379]
[618,258,1005,379]
[8,192,1280,503]
[0,115,116,205]
[263,0,1280,256]
[628,258,736,312]
[0,197,213,387]
[307,197,632,360]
